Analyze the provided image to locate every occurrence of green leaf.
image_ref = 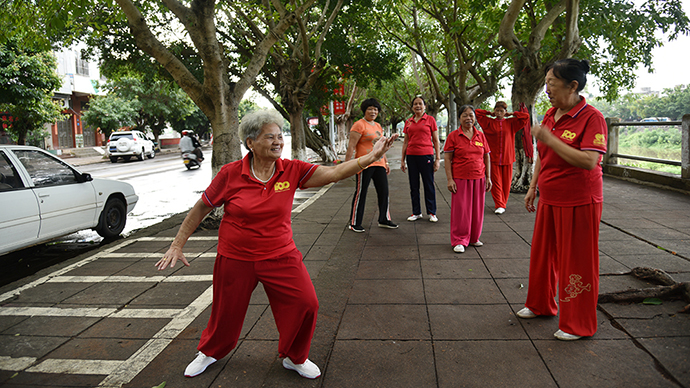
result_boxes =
[642,298,663,305]
[151,382,166,388]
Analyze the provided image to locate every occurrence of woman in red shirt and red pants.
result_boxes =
[518,59,607,341]
[475,102,530,214]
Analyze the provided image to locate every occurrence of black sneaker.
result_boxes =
[378,220,398,229]
[349,225,365,233]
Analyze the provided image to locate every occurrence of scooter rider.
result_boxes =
[180,130,204,162]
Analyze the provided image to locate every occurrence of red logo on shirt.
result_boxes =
[274,181,290,192]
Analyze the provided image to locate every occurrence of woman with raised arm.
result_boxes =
[155,109,397,378]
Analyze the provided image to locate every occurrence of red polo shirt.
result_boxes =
[475,109,530,165]
[537,97,607,207]
[443,127,491,180]
[403,113,438,155]
[202,153,318,261]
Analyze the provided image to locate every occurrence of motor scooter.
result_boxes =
[182,152,201,170]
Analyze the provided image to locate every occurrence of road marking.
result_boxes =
[47,275,213,283]
[292,183,333,214]
[27,359,123,375]
[0,356,37,371]
[0,239,136,304]
[97,286,213,387]
[0,307,117,317]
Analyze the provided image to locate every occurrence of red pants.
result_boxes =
[490,164,512,209]
[450,178,485,247]
[198,249,318,363]
[525,201,602,336]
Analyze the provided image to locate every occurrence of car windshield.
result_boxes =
[14,150,79,187]
[110,134,134,141]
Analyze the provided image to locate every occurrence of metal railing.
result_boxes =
[603,115,689,191]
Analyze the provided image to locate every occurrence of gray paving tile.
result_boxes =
[349,279,425,304]
[424,279,505,304]
[428,304,527,340]
[337,304,430,340]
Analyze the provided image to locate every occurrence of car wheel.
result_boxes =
[110,156,118,163]
[148,149,155,159]
[95,197,127,239]
[138,149,145,161]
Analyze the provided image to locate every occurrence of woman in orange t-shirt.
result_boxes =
[345,98,398,232]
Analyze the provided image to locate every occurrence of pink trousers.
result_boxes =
[525,201,602,336]
[450,178,485,247]
[198,249,318,363]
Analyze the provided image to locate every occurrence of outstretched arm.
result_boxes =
[304,134,399,188]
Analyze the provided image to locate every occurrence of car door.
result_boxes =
[13,149,98,240]
[0,150,41,254]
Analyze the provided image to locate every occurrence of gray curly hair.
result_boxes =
[239,109,285,152]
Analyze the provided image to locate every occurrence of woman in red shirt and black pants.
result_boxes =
[401,96,441,222]
[517,59,607,341]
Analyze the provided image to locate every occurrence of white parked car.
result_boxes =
[106,130,155,163]
[0,145,139,255]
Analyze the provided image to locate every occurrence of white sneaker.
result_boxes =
[184,351,217,377]
[283,357,321,379]
[516,307,537,319]
[429,214,438,222]
[407,214,422,221]
[554,329,582,341]
[469,240,483,247]
[453,245,465,253]
[494,207,506,214]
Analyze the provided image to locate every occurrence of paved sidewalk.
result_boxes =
[0,142,689,387]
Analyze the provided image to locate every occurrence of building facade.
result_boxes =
[49,45,105,150]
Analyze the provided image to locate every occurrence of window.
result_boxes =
[14,150,78,187]
[0,152,24,191]
[75,52,90,76]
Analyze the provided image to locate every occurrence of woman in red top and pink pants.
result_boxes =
[517,59,607,341]
[443,105,492,253]
[475,102,531,214]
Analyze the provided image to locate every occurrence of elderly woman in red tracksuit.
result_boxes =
[475,102,531,215]
[155,109,398,378]
[443,105,492,254]
[517,59,607,341]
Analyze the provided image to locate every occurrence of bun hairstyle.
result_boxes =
[545,58,590,92]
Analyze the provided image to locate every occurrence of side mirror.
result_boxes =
[78,172,93,183]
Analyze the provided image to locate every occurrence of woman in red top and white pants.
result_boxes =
[443,105,492,253]
[518,59,607,341]
[401,96,441,222]
[475,102,530,214]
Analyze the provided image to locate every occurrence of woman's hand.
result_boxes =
[531,124,550,143]
[524,187,537,213]
[400,160,406,173]
[433,159,440,172]
[372,134,399,159]
[155,246,190,271]
[447,179,457,193]
[485,178,492,192]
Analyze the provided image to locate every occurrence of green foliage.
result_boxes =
[590,85,689,121]
[81,95,138,139]
[619,127,681,149]
[0,39,66,145]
